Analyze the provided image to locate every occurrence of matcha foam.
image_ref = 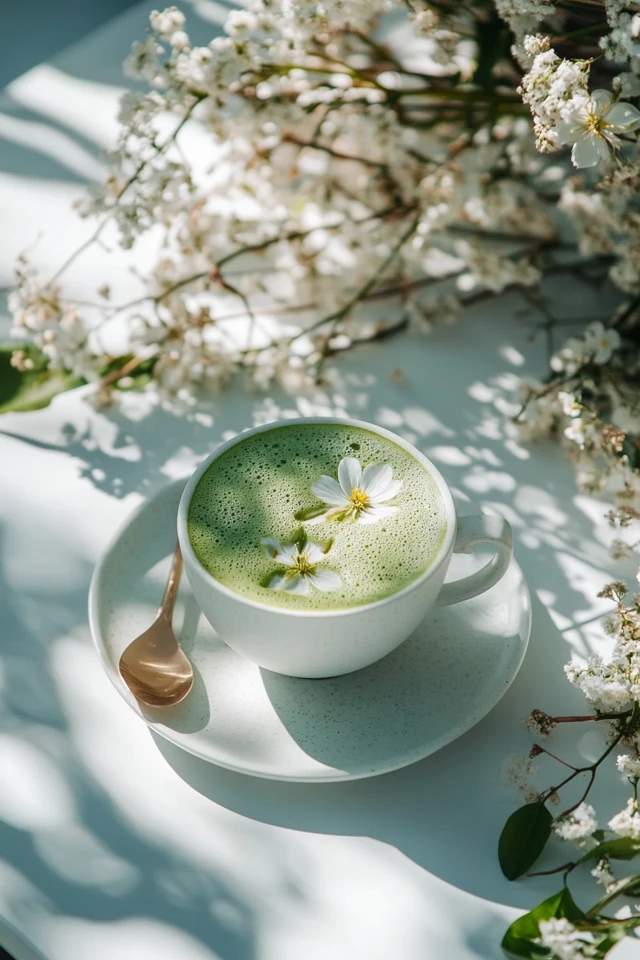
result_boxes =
[187,423,447,611]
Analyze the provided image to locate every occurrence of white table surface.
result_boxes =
[2,5,640,959]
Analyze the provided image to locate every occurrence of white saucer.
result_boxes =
[89,480,531,782]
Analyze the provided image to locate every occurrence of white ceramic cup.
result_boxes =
[177,417,513,679]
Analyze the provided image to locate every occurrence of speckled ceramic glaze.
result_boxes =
[89,479,531,782]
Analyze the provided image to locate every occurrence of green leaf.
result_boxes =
[502,887,584,960]
[619,878,640,897]
[294,505,327,522]
[0,345,83,414]
[503,878,640,960]
[293,527,307,549]
[577,838,640,866]
[499,801,553,880]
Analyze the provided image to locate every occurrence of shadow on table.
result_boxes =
[0,523,262,960]
[153,591,577,915]
[258,560,529,775]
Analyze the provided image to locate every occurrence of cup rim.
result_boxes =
[177,416,457,618]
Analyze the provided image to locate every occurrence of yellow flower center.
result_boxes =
[585,111,608,136]
[349,488,370,511]
[293,553,314,576]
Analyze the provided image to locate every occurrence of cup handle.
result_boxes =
[435,513,513,607]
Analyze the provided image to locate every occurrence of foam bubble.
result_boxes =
[188,424,447,610]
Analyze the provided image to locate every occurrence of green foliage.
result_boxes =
[502,888,583,959]
[294,505,327,521]
[577,838,640,866]
[501,848,640,957]
[0,344,83,414]
[501,884,639,960]
[499,801,553,880]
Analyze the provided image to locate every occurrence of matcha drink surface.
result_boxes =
[187,424,447,610]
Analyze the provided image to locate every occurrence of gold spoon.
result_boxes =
[119,544,194,707]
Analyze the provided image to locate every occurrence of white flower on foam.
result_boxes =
[261,536,341,596]
[310,457,402,524]
[583,321,621,364]
[556,89,640,168]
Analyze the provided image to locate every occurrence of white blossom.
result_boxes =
[601,1,640,62]
[150,7,185,39]
[494,3,554,44]
[552,802,598,845]
[591,858,616,890]
[310,457,403,524]
[457,241,541,293]
[537,918,596,960]
[609,798,640,839]
[261,536,342,595]
[225,10,259,37]
[551,337,588,375]
[617,753,640,777]
[583,321,622,364]
[558,391,581,418]
[556,90,640,168]
[519,42,591,151]
[564,419,587,447]
[564,653,636,713]
[124,35,165,84]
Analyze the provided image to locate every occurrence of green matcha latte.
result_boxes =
[187,423,447,611]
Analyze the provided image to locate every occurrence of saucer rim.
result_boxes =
[88,478,532,782]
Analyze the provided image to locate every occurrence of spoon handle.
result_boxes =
[159,544,183,621]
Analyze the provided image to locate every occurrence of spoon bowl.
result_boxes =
[119,544,194,707]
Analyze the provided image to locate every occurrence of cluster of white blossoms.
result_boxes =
[537,918,596,960]
[519,36,640,162]
[552,802,598,846]
[518,36,591,151]
[494,0,554,43]
[503,578,640,956]
[608,798,640,839]
[564,582,640,715]
[551,322,622,376]
[8,257,98,382]
[5,0,640,416]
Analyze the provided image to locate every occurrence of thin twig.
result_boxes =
[48,94,205,284]
[527,861,576,878]
[289,211,422,344]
